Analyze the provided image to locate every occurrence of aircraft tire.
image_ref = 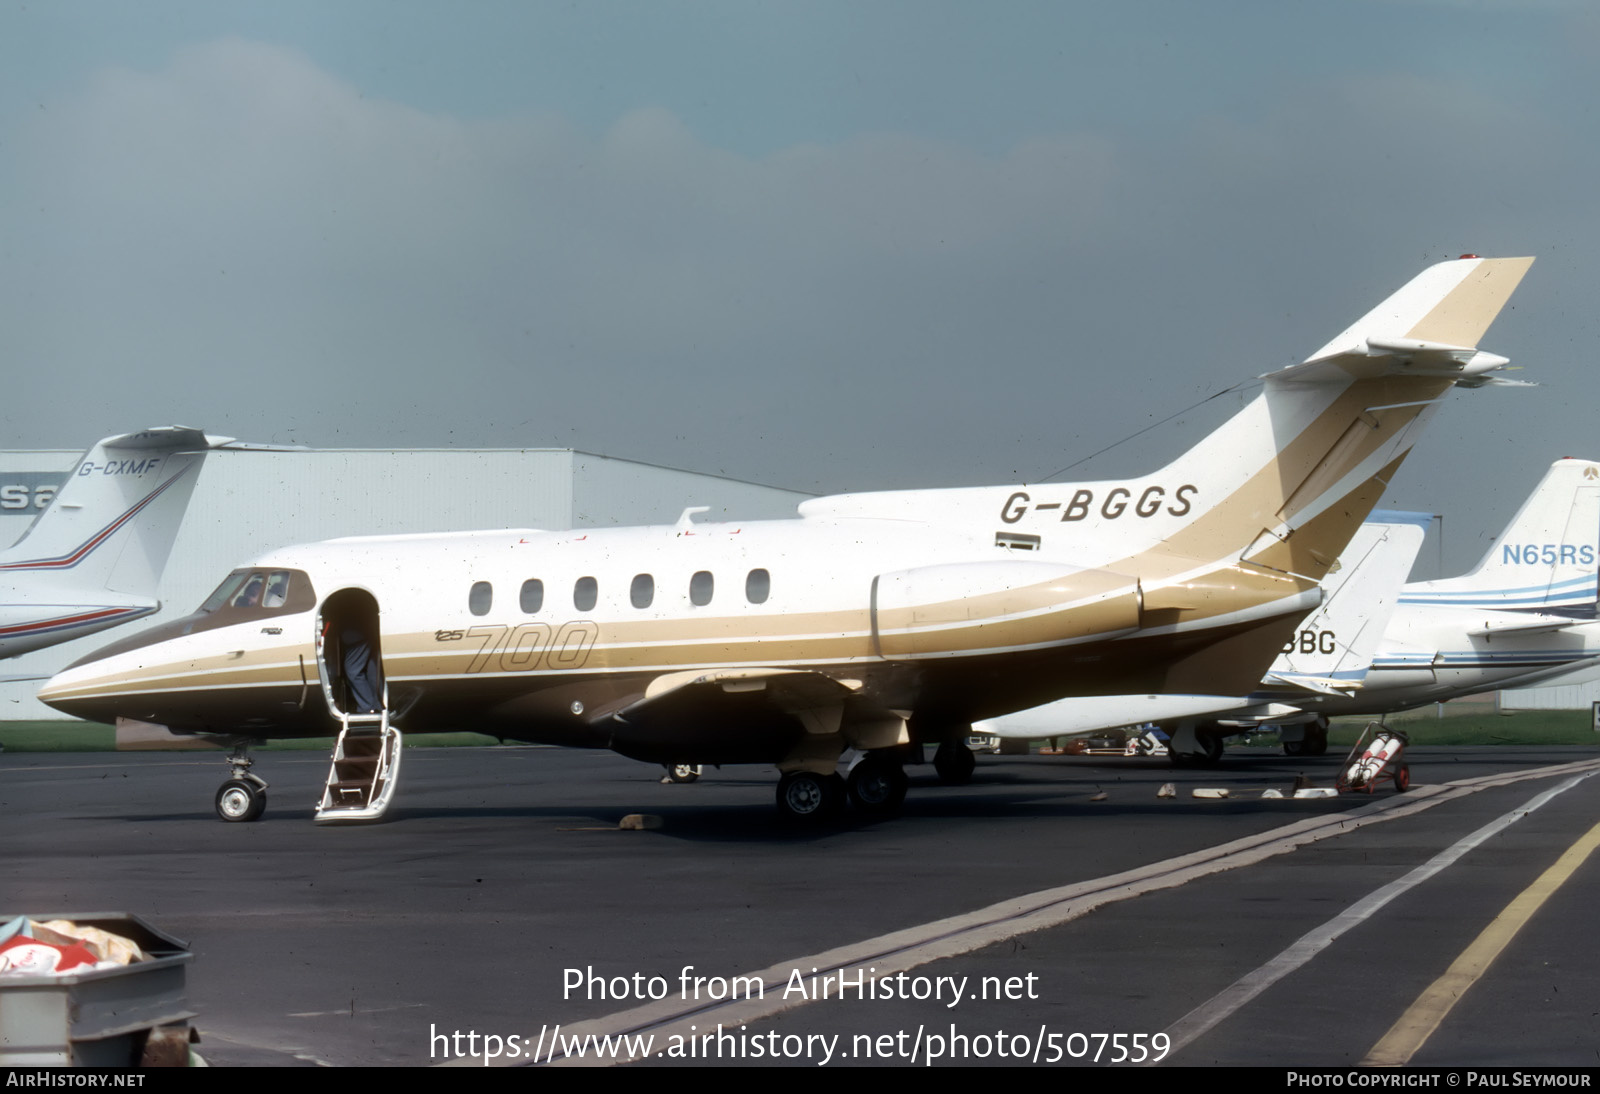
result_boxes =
[1282,739,1305,757]
[847,756,908,815]
[1305,724,1329,756]
[664,763,702,783]
[933,742,976,785]
[776,772,842,822]
[215,779,265,823]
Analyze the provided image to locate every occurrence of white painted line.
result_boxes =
[444,756,1600,1067]
[1157,769,1596,1062]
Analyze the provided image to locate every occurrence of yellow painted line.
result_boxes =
[1362,814,1600,1067]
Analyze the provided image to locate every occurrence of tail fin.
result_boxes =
[1143,256,1534,586]
[1267,513,1430,689]
[1114,255,1531,697]
[1399,458,1600,611]
[0,427,220,599]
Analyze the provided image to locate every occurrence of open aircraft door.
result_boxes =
[313,588,401,824]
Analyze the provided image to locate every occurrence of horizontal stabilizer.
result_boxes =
[1272,256,1533,385]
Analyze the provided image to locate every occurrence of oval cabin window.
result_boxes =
[574,576,598,612]
[689,570,714,606]
[631,573,654,609]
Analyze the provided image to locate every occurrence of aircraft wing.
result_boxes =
[606,668,907,764]
[976,694,1252,739]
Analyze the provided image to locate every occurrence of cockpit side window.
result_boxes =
[263,571,292,609]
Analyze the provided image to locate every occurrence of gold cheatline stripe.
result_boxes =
[1361,816,1600,1067]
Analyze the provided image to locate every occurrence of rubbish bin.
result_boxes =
[0,912,195,1066]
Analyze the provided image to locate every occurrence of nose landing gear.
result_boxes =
[215,746,269,822]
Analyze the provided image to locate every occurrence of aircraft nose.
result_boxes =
[37,664,121,722]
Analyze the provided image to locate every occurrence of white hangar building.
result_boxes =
[0,444,813,719]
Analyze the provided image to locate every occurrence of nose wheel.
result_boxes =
[216,779,266,822]
[215,746,269,822]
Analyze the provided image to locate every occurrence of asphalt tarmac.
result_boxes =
[3,741,1598,1068]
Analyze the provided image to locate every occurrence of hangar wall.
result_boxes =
[0,446,812,719]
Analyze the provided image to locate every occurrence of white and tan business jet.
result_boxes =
[1,427,223,663]
[39,257,1534,824]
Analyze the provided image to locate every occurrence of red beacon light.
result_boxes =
[1459,253,1480,259]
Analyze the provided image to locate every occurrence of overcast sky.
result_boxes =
[4,0,1598,572]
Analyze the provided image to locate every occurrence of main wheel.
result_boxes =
[1304,723,1329,757]
[847,756,908,815]
[933,741,976,785]
[775,772,842,821]
[664,763,702,783]
[1196,731,1224,765]
[215,779,265,823]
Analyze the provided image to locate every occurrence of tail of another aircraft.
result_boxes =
[1267,513,1431,690]
[1399,458,1600,612]
[0,427,219,601]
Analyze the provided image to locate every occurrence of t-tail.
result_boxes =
[1064,255,1534,696]
[1398,457,1600,613]
[835,256,1533,707]
[0,426,225,658]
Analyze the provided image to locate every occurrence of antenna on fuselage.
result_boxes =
[675,506,710,533]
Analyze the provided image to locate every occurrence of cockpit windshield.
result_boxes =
[199,569,308,616]
[64,566,317,669]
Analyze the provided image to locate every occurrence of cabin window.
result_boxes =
[468,581,493,616]
[690,570,714,606]
[631,573,654,609]
[520,578,544,613]
[574,576,598,612]
[746,568,770,604]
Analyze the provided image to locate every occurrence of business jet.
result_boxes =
[2,427,223,662]
[983,457,1600,761]
[39,256,1534,824]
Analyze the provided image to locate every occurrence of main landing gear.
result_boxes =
[933,740,976,785]
[1282,718,1330,757]
[1168,725,1224,767]
[775,753,910,822]
[215,746,268,823]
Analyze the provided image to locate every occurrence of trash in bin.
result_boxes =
[0,913,196,1067]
